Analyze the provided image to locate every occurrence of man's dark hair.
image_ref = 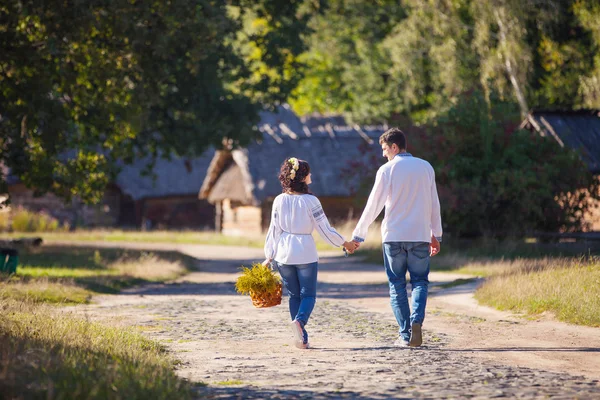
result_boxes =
[379,128,406,151]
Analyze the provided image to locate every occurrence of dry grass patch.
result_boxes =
[110,253,186,281]
[0,247,191,304]
[475,257,600,326]
[0,300,192,399]
[0,278,91,304]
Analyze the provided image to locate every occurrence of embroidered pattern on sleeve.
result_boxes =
[312,206,325,221]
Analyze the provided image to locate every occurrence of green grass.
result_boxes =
[475,257,600,327]
[0,246,191,304]
[0,300,193,399]
[1,229,266,247]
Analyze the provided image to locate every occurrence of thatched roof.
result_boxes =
[199,105,387,205]
[520,110,600,173]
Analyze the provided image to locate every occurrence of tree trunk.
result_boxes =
[494,9,529,117]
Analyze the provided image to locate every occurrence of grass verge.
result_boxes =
[0,246,191,304]
[474,257,600,327]
[1,230,265,247]
[0,300,192,399]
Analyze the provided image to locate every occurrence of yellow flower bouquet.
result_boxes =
[235,262,282,308]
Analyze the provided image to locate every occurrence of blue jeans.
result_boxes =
[276,262,318,325]
[383,242,430,341]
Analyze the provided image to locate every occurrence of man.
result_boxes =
[352,128,442,347]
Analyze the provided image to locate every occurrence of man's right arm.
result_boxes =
[430,166,442,255]
[352,168,389,243]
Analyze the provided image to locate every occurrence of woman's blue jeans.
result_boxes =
[276,261,318,325]
[383,242,430,342]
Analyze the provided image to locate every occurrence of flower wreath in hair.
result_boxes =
[288,157,300,180]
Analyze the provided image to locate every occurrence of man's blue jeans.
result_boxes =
[382,242,430,341]
[276,262,318,325]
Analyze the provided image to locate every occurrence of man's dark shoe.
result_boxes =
[409,322,422,347]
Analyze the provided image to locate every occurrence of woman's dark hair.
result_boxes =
[278,158,311,194]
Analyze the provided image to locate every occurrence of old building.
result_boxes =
[199,105,387,236]
[520,109,600,230]
[7,152,216,230]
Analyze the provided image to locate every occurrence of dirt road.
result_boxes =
[69,243,600,398]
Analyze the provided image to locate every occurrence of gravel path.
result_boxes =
[72,248,600,399]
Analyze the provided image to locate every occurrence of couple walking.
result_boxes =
[263,128,443,349]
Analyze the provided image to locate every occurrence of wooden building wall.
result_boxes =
[142,196,215,230]
[221,199,262,236]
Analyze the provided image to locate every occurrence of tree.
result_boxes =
[573,0,600,109]
[288,0,406,123]
[423,90,597,237]
[292,0,600,123]
[0,0,309,203]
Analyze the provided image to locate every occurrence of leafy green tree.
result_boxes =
[0,0,308,202]
[292,0,600,122]
[289,0,405,123]
[573,0,600,108]
[425,90,597,237]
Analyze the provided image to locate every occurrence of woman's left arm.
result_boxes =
[309,197,346,248]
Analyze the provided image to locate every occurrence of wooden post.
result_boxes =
[215,201,223,233]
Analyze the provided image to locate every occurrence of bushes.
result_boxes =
[345,90,598,238]
[413,91,598,237]
[4,208,66,232]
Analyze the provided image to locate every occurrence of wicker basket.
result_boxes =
[250,282,282,308]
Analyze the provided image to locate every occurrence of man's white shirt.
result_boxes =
[352,153,443,243]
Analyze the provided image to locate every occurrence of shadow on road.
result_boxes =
[119,280,391,299]
[442,347,600,353]
[194,386,407,400]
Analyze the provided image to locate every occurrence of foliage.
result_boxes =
[235,262,281,295]
[291,0,600,122]
[289,0,406,123]
[427,90,598,237]
[573,0,600,108]
[0,0,309,203]
[0,300,192,399]
[10,207,62,232]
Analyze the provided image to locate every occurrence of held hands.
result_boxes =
[343,241,360,254]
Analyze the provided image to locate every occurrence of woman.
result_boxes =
[263,157,358,349]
